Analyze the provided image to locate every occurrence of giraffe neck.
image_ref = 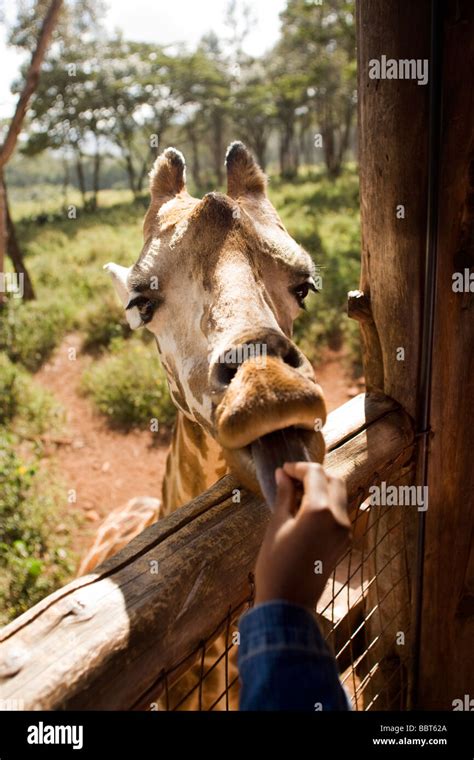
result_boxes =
[161,411,228,516]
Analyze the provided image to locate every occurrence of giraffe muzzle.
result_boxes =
[214,355,327,506]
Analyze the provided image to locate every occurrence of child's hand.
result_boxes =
[254,462,352,610]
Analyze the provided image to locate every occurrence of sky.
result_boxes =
[0,0,286,118]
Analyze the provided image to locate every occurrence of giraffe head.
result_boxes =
[105,142,326,504]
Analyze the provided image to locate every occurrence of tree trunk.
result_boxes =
[337,101,354,169]
[124,152,137,198]
[4,181,35,301]
[212,111,224,186]
[279,118,297,179]
[186,124,202,190]
[251,131,267,172]
[322,123,339,178]
[0,173,7,304]
[293,134,300,175]
[0,0,63,283]
[62,157,69,210]
[136,158,148,194]
[75,153,87,207]
[92,151,101,209]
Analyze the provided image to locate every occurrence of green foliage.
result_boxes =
[274,0,356,178]
[0,355,67,623]
[3,200,144,362]
[0,432,74,625]
[8,1,356,195]
[81,338,176,430]
[81,296,131,354]
[0,352,64,436]
[269,167,361,365]
[0,354,22,426]
[0,298,74,372]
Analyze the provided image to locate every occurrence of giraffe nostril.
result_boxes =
[283,344,303,369]
[215,362,238,387]
[213,338,305,390]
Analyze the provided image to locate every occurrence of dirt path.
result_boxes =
[35,334,170,560]
[35,336,362,564]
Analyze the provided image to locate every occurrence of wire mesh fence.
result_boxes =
[141,475,413,712]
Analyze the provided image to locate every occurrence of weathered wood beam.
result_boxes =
[418,0,474,709]
[356,0,430,417]
[0,393,414,710]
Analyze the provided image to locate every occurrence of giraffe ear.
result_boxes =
[103,263,142,330]
[149,147,187,209]
[225,141,267,198]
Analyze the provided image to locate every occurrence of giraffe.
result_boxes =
[82,141,327,708]
[77,497,161,576]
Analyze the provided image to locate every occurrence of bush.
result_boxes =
[0,352,63,436]
[81,338,176,429]
[271,168,361,368]
[0,298,73,371]
[81,296,131,354]
[0,354,20,423]
[0,432,74,624]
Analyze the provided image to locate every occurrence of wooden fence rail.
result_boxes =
[0,392,414,710]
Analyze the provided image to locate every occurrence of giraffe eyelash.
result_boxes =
[291,278,318,308]
[126,295,160,324]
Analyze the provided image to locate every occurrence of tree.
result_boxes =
[277,0,357,179]
[103,40,183,197]
[193,34,232,187]
[266,46,309,178]
[0,0,63,298]
[230,68,275,170]
[22,40,107,208]
[175,43,232,189]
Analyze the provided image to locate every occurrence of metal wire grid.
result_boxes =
[151,492,412,711]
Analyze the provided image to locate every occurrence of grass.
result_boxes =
[0,431,75,626]
[0,193,147,374]
[0,297,75,372]
[8,186,136,222]
[0,353,64,437]
[0,358,73,625]
[80,337,175,430]
[81,295,132,354]
[269,165,361,365]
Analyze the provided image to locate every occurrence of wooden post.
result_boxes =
[356,0,431,707]
[357,0,474,709]
[356,0,431,416]
[418,0,474,709]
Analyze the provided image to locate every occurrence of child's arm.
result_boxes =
[238,462,352,711]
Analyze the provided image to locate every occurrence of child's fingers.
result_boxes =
[283,462,330,513]
[282,461,327,490]
[282,461,310,481]
[273,467,297,519]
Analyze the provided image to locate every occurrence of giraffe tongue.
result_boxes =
[250,426,310,511]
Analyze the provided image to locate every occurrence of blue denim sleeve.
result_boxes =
[238,600,350,711]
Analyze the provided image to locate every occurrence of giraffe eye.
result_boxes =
[126,295,157,324]
[292,279,317,308]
